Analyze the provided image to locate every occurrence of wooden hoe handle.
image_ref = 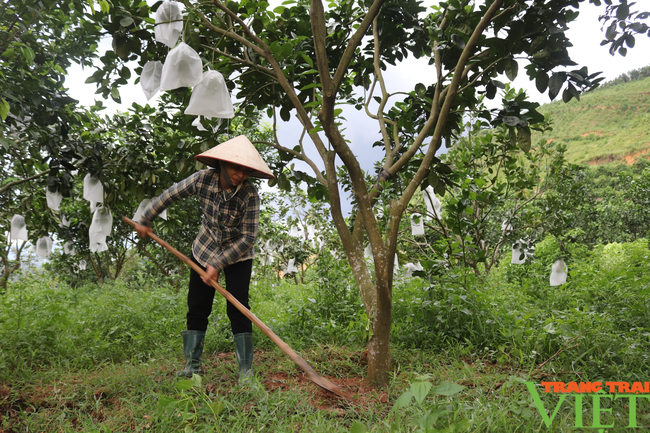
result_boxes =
[123,216,351,400]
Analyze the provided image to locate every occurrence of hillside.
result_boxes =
[537,73,650,166]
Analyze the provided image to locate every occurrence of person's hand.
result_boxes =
[202,265,219,285]
[135,223,152,239]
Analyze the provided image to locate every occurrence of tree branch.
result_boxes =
[200,44,276,79]
[0,169,51,195]
[371,15,400,165]
[331,0,386,94]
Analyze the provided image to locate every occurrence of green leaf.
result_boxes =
[281,42,293,59]
[428,171,439,188]
[120,16,134,27]
[436,163,452,174]
[392,390,413,412]
[157,394,178,416]
[491,80,505,89]
[115,38,130,61]
[280,106,291,122]
[548,73,564,100]
[0,138,10,150]
[616,4,629,20]
[110,87,121,103]
[208,401,224,415]
[606,22,617,41]
[509,126,517,148]
[0,98,10,121]
[1,48,15,59]
[567,82,580,101]
[300,52,314,68]
[175,379,193,391]
[517,126,531,153]
[98,0,110,13]
[300,83,320,91]
[350,421,367,433]
[411,381,432,404]
[270,41,281,55]
[192,373,201,388]
[453,418,473,431]
[505,59,518,81]
[119,67,131,80]
[430,382,466,396]
[434,182,446,197]
[20,46,35,65]
[530,35,546,52]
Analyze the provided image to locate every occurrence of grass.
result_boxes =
[534,76,650,166]
[2,237,650,431]
[4,344,649,432]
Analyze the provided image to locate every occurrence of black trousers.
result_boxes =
[187,256,253,335]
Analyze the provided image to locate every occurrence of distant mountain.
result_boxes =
[537,66,650,167]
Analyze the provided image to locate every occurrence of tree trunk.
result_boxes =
[0,267,9,294]
[367,266,393,385]
[0,261,20,294]
[88,253,104,285]
[0,241,25,294]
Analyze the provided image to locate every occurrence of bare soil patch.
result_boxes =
[203,348,386,413]
[586,146,650,166]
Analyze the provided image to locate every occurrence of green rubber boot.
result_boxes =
[233,332,253,383]
[178,330,205,377]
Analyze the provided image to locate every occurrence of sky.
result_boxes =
[65,1,650,177]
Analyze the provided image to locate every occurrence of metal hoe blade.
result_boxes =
[123,217,352,400]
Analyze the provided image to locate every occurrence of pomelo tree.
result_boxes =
[4,0,649,384]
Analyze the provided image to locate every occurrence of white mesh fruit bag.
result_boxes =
[410,213,425,236]
[422,186,441,219]
[160,42,203,91]
[184,70,234,118]
[89,232,108,253]
[64,241,76,255]
[10,215,28,241]
[46,189,63,211]
[90,207,113,237]
[35,236,53,258]
[511,243,526,264]
[83,174,103,204]
[141,61,163,100]
[550,259,568,286]
[155,1,183,48]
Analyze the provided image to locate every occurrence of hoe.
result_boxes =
[123,216,351,400]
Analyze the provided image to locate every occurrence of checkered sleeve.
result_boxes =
[139,171,202,227]
[209,188,260,273]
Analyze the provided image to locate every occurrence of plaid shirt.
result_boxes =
[141,168,260,273]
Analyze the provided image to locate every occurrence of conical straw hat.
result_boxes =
[195,135,275,179]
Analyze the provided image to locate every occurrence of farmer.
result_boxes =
[133,135,274,381]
